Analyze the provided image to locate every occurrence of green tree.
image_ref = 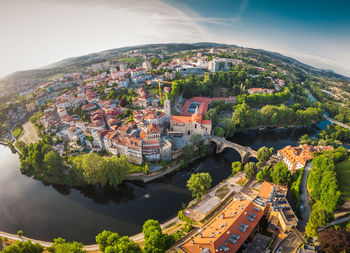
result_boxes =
[144,162,150,175]
[232,103,259,128]
[256,171,264,182]
[184,144,195,159]
[2,240,43,253]
[257,146,272,162]
[143,220,174,253]
[307,154,341,213]
[96,230,119,252]
[305,202,330,238]
[73,153,107,185]
[232,161,243,175]
[270,162,291,184]
[105,236,142,253]
[96,230,141,253]
[44,151,63,178]
[220,119,236,138]
[243,162,257,179]
[186,172,212,200]
[143,220,162,241]
[17,230,23,237]
[49,238,85,253]
[214,127,225,137]
[102,156,128,186]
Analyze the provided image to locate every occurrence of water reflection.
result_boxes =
[0,122,332,243]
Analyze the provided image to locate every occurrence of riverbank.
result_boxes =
[126,153,207,183]
[0,215,182,252]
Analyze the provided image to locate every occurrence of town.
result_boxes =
[0,43,349,253]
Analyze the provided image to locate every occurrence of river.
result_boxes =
[0,119,333,244]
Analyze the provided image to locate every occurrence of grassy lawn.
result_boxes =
[335,159,350,200]
[12,127,22,139]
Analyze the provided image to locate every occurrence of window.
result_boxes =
[188,130,190,135]
[195,124,197,129]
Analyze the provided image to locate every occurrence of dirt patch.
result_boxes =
[18,121,40,144]
[215,185,230,199]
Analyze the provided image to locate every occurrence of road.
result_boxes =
[318,216,350,232]
[323,115,350,130]
[298,162,312,231]
[0,231,53,248]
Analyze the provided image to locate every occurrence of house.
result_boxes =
[67,126,85,145]
[57,107,67,117]
[164,71,176,80]
[130,68,146,77]
[119,62,128,71]
[135,87,151,107]
[140,123,161,140]
[254,182,298,233]
[94,130,113,150]
[82,103,97,111]
[163,86,171,93]
[56,99,71,109]
[142,61,152,71]
[208,58,242,72]
[248,88,274,95]
[277,144,334,171]
[117,77,129,88]
[181,200,264,253]
[110,71,128,80]
[110,136,143,165]
[176,65,204,76]
[143,139,161,160]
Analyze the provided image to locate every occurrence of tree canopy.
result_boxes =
[186,172,212,200]
[2,240,43,253]
[232,161,243,175]
[95,230,141,253]
[257,146,273,162]
[48,238,85,253]
[319,227,350,253]
[142,220,174,253]
[307,154,341,213]
[243,162,257,179]
[270,162,291,184]
[305,202,330,238]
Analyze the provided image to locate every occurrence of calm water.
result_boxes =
[0,121,332,243]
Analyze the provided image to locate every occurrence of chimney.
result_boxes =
[199,232,202,238]
[221,212,225,219]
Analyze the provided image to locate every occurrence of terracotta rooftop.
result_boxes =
[182,200,263,253]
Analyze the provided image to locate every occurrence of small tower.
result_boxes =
[164,96,171,118]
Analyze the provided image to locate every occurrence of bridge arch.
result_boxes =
[204,136,257,164]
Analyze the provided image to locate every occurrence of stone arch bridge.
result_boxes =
[205,136,258,164]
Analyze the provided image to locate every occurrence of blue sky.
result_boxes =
[0,0,349,78]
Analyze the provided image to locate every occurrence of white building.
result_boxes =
[142,61,152,71]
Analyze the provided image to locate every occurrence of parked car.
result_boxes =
[300,205,305,212]
[277,246,284,253]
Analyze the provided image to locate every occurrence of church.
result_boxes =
[169,103,212,139]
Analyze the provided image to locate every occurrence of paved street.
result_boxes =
[298,162,312,231]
